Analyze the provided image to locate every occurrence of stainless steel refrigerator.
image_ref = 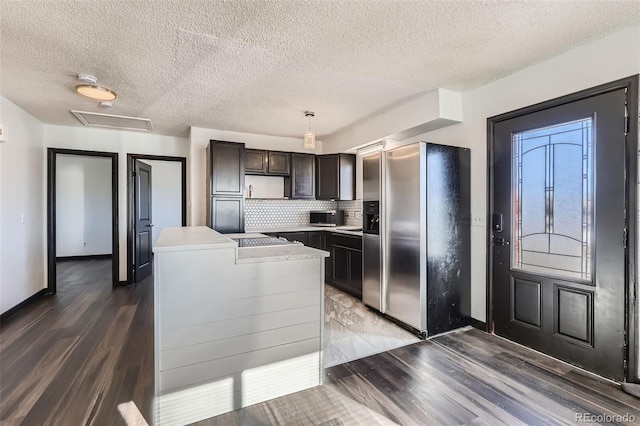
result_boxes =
[362,142,471,338]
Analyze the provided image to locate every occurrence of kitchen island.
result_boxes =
[152,227,328,425]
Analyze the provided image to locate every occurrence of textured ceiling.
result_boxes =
[1,1,638,138]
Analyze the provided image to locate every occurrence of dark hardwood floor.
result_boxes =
[2,260,638,425]
[0,259,153,425]
[198,333,640,425]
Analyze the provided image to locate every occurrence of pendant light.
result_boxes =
[304,111,315,149]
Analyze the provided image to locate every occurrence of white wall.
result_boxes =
[326,24,640,326]
[45,125,189,281]
[139,160,182,246]
[0,96,45,314]
[56,155,112,256]
[323,88,462,154]
[84,157,113,254]
[245,175,285,199]
[189,127,323,226]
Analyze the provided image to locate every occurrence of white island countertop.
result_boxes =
[153,227,329,263]
[236,244,329,263]
[153,226,237,252]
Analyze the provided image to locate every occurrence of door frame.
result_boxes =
[47,148,120,292]
[126,154,187,284]
[486,75,639,382]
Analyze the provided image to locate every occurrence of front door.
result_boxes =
[491,86,629,381]
[134,160,153,282]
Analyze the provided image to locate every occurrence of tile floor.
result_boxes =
[324,284,420,367]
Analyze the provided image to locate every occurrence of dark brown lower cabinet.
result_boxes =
[332,245,350,283]
[331,245,362,299]
[256,230,360,297]
[328,233,362,299]
[350,250,362,292]
[278,232,308,245]
[324,232,333,283]
[307,231,324,250]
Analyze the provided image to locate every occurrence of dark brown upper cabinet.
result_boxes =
[207,140,245,196]
[245,149,290,176]
[316,154,356,200]
[285,153,315,199]
[245,149,268,174]
[267,151,290,175]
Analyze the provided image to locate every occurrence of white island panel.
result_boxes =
[152,227,327,426]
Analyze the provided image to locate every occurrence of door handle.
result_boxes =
[493,213,503,232]
[147,224,154,228]
[494,237,510,246]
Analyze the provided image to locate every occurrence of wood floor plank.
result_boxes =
[386,343,549,426]
[0,336,80,420]
[407,339,575,425]
[0,259,153,425]
[2,259,638,425]
[432,331,640,420]
[327,372,419,425]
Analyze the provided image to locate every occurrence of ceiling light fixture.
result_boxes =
[304,111,315,150]
[75,73,117,101]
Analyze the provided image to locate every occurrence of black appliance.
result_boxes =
[363,201,380,234]
[309,210,344,227]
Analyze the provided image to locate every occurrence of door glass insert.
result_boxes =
[512,118,593,281]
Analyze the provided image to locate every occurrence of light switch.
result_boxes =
[21,213,25,224]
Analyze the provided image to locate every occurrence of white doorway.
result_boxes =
[47,148,119,292]
[56,154,112,259]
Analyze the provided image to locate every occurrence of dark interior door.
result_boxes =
[134,160,153,282]
[492,88,628,381]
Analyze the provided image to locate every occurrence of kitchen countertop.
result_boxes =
[224,232,330,263]
[154,227,330,263]
[244,225,363,237]
[235,244,329,263]
[153,226,237,252]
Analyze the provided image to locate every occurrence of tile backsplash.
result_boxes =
[337,200,363,227]
[245,199,338,228]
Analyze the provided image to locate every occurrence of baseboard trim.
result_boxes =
[470,318,487,332]
[0,289,51,324]
[56,254,112,261]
